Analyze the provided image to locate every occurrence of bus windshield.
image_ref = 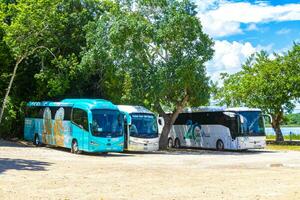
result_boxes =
[238,111,265,136]
[92,110,123,138]
[130,114,158,138]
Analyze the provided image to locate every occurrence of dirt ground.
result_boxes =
[0,140,300,200]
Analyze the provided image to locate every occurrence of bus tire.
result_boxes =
[216,139,224,151]
[168,138,173,148]
[33,134,41,146]
[174,138,181,148]
[71,139,81,154]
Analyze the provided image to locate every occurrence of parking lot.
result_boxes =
[0,139,300,200]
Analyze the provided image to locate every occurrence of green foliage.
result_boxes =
[217,44,300,141]
[283,113,300,126]
[80,0,214,148]
[82,0,214,110]
[0,0,213,143]
[0,0,103,137]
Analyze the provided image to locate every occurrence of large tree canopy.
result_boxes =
[82,0,214,149]
[0,0,102,136]
[216,44,300,142]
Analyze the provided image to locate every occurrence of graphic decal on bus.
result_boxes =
[54,107,65,146]
[43,107,52,144]
[184,120,202,146]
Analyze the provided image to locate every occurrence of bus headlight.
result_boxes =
[90,141,99,146]
[117,142,124,147]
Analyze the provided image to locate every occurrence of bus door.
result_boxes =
[72,108,90,151]
[123,113,131,150]
[223,112,239,149]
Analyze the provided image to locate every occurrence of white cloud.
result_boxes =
[196,1,300,37]
[276,28,291,35]
[206,40,260,84]
[246,23,258,31]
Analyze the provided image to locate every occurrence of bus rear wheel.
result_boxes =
[71,140,81,154]
[174,138,181,148]
[216,140,224,151]
[33,134,41,146]
[168,138,173,148]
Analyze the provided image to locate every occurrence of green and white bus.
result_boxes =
[168,107,270,150]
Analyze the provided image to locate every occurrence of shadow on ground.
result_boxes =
[0,158,51,174]
[47,146,134,157]
[0,139,276,157]
[0,139,32,148]
[124,148,277,156]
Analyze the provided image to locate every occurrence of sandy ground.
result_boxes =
[0,140,300,200]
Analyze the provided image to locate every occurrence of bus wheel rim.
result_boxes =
[168,139,172,147]
[175,140,179,147]
[218,141,223,149]
[73,142,78,152]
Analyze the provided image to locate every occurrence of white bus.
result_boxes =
[118,105,164,151]
[168,107,270,150]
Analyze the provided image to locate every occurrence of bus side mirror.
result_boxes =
[263,114,273,124]
[158,117,165,135]
[240,116,244,124]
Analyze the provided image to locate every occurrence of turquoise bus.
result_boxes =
[24,99,127,153]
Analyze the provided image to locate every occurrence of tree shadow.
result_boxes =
[0,158,51,174]
[123,148,277,156]
[0,139,32,148]
[47,146,133,157]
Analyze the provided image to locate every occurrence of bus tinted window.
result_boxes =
[173,112,239,139]
[26,106,44,118]
[50,107,72,120]
[72,108,89,131]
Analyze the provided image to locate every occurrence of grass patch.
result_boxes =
[266,144,300,151]
[266,134,300,140]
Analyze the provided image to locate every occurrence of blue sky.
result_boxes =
[194,0,300,111]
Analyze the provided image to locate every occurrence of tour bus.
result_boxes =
[24,99,128,153]
[118,105,164,151]
[168,107,270,150]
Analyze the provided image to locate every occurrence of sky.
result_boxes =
[194,0,300,112]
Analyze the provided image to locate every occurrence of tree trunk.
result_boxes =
[159,94,189,150]
[159,114,172,150]
[0,57,24,125]
[0,46,52,126]
[271,112,284,142]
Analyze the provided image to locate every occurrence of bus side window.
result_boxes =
[64,107,72,120]
[72,108,89,131]
[38,107,45,118]
[50,107,59,119]
[26,106,43,118]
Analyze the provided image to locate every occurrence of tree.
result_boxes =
[82,0,214,149]
[0,0,102,128]
[217,45,300,142]
[0,0,62,125]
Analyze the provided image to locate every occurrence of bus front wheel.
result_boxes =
[71,140,81,154]
[216,140,224,151]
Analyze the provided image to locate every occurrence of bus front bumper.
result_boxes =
[128,142,159,152]
[237,136,266,150]
[89,138,124,153]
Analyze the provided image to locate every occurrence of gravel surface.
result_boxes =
[0,139,300,200]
